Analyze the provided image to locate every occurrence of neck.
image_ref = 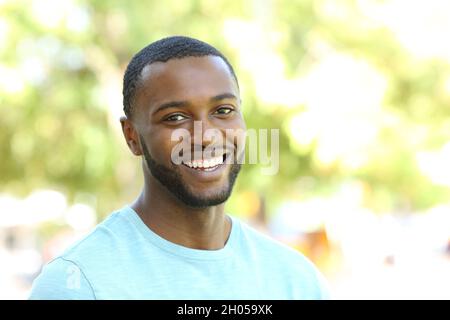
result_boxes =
[131,177,231,250]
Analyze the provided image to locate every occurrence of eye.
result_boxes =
[165,114,188,122]
[214,106,234,115]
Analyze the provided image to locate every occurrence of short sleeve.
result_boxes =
[29,257,96,300]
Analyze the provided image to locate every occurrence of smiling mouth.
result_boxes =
[182,153,228,172]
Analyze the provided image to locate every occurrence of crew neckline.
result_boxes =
[122,206,240,260]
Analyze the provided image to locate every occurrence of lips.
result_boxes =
[176,151,231,183]
[182,155,225,171]
[182,150,231,171]
[170,143,237,183]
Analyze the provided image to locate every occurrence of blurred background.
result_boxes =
[1,0,450,299]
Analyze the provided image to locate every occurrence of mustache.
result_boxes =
[186,144,234,156]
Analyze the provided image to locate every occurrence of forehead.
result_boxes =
[135,56,238,111]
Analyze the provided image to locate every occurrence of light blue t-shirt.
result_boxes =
[29,206,329,299]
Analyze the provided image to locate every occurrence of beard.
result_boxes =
[140,138,241,208]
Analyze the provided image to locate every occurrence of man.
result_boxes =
[30,36,329,299]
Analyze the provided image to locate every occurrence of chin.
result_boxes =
[181,186,231,208]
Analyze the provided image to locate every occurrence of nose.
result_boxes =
[192,118,221,148]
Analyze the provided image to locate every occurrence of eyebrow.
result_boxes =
[153,101,187,114]
[210,93,238,102]
[153,93,238,115]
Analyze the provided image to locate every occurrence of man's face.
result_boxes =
[130,56,246,208]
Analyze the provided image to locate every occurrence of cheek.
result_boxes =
[229,114,246,130]
[225,117,246,141]
[146,129,176,162]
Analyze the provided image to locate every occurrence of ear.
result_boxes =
[120,116,142,156]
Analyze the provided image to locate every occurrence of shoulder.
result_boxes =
[236,217,311,265]
[59,208,133,263]
[29,207,134,300]
[29,257,95,299]
[234,217,331,299]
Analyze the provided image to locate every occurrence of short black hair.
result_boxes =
[122,36,239,118]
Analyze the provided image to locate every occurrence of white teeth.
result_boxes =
[213,156,223,166]
[183,156,224,169]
